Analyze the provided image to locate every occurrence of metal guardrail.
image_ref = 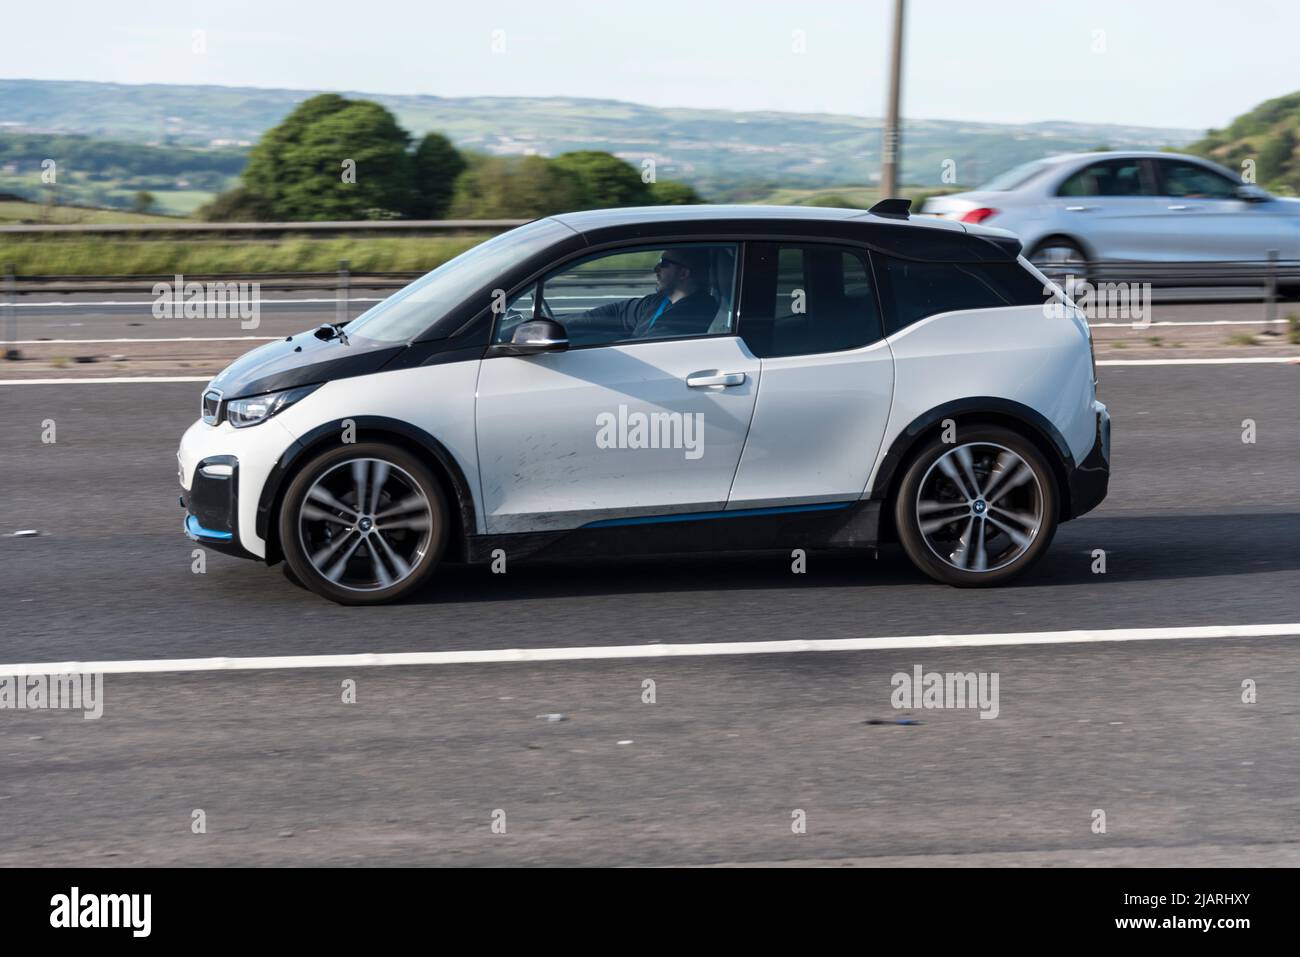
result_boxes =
[1058,256,1300,286]
[0,219,529,236]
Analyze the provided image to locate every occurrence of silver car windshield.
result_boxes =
[978,159,1054,192]
[344,218,571,344]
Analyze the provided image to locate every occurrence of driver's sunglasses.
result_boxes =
[655,257,687,270]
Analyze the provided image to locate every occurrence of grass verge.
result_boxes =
[0,234,485,276]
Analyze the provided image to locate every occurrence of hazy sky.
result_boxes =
[6,0,1296,130]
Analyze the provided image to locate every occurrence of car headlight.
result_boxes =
[225,384,320,428]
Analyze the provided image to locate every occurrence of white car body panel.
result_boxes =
[273,361,485,525]
[868,303,1097,496]
[177,416,297,559]
[178,359,485,553]
[474,336,760,533]
[727,338,894,509]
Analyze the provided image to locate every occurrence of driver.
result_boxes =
[567,248,717,339]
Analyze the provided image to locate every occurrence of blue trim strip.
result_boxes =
[185,514,233,541]
[583,501,853,529]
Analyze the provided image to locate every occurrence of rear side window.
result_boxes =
[872,255,1046,334]
[1056,158,1153,197]
[738,243,883,358]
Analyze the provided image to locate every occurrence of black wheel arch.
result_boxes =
[869,397,1078,542]
[257,416,477,564]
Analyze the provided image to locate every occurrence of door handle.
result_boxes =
[1167,204,1190,211]
[686,370,746,388]
[1065,205,1098,212]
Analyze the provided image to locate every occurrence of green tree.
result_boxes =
[240,94,416,220]
[1256,126,1295,185]
[198,186,274,222]
[648,179,705,205]
[242,94,349,204]
[411,132,467,219]
[131,190,156,214]
[551,151,651,209]
[448,155,586,218]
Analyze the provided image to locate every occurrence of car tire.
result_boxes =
[281,562,308,589]
[894,425,1058,587]
[279,442,449,605]
[1029,237,1089,295]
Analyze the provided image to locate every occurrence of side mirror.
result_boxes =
[1236,184,1271,202]
[494,319,569,356]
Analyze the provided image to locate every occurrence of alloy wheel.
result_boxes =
[296,457,433,592]
[914,442,1044,573]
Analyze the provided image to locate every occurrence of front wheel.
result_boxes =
[279,442,448,605]
[894,426,1058,587]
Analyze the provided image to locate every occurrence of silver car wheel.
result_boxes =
[1031,242,1087,296]
[915,442,1044,573]
[297,457,433,592]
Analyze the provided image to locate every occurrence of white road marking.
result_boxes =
[0,298,386,308]
[1,623,1296,677]
[1097,356,1300,366]
[11,336,279,344]
[0,376,210,385]
[1089,318,1291,327]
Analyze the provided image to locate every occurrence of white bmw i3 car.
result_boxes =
[177,202,1110,604]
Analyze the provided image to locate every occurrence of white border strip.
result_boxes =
[3,623,1296,677]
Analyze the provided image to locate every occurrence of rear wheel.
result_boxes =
[279,442,448,605]
[1029,237,1088,297]
[894,426,1058,587]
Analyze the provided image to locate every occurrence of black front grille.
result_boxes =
[201,389,222,425]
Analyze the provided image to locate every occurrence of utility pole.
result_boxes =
[879,0,906,199]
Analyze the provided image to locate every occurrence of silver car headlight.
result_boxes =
[226,384,320,428]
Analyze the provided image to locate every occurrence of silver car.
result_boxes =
[922,151,1300,292]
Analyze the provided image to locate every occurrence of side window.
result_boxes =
[1057,159,1151,197]
[1158,160,1238,199]
[872,256,1022,334]
[737,243,884,359]
[492,243,737,348]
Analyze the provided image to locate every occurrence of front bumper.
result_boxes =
[176,415,297,560]
[180,453,260,560]
[1066,401,1110,520]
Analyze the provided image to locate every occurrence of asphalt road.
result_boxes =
[0,364,1297,865]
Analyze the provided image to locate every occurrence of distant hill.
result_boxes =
[1186,92,1300,195]
[0,132,245,214]
[0,78,1201,196]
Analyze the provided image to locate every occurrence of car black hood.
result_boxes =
[206,329,405,399]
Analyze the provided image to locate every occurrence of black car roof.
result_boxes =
[546,204,1021,262]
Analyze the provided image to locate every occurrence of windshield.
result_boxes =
[344,218,572,344]
[978,159,1054,192]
